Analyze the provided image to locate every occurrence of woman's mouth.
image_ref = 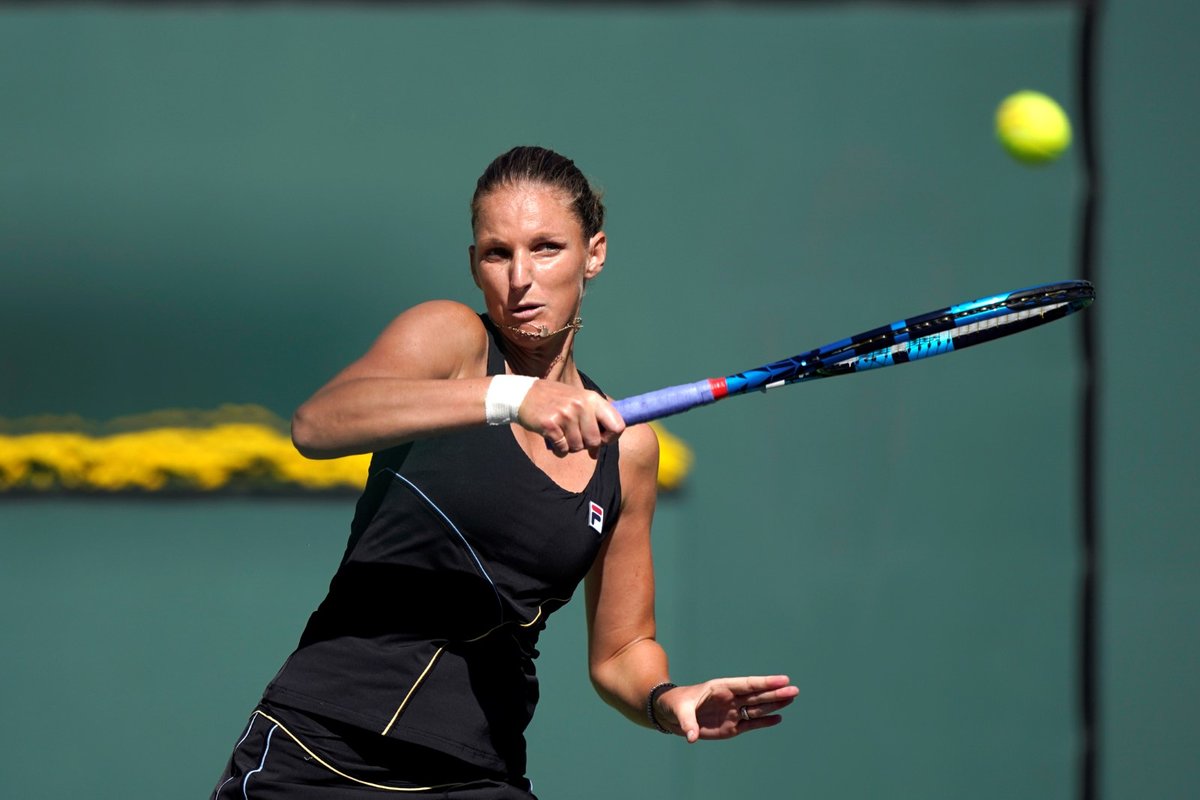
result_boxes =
[508,304,542,322]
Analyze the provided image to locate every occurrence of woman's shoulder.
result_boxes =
[616,421,660,479]
[393,299,485,328]
[381,299,487,341]
[371,300,490,379]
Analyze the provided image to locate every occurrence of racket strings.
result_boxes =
[755,285,1089,386]
[845,301,1072,368]
[825,297,1044,358]
[884,292,1074,349]
[950,302,1068,336]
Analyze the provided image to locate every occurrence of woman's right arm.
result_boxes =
[290,300,494,459]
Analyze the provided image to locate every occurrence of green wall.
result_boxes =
[1,3,1195,798]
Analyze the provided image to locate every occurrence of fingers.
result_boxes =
[737,697,796,722]
[595,401,626,443]
[715,675,798,701]
[735,714,785,735]
[519,381,625,457]
[738,685,801,707]
[726,676,799,725]
[678,675,798,742]
[715,674,796,696]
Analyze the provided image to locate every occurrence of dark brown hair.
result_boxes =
[471,146,605,239]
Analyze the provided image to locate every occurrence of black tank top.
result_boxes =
[264,315,623,777]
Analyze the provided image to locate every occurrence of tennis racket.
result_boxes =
[614,279,1094,426]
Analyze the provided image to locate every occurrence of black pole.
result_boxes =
[1075,1,1102,799]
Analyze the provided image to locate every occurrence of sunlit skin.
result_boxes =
[470,182,605,378]
[470,183,798,741]
[289,180,623,463]
[289,175,798,745]
[467,182,623,469]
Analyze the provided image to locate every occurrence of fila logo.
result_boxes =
[588,501,604,534]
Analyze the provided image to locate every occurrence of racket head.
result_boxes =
[723,280,1094,393]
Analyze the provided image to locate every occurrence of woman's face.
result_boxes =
[470,181,606,340]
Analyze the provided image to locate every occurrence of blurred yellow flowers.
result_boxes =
[0,424,367,494]
[0,406,692,495]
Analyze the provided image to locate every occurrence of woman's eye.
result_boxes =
[534,242,563,254]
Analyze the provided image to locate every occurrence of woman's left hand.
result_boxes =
[657,675,799,743]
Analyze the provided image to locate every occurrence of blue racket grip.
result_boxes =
[613,379,717,426]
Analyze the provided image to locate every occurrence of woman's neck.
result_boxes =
[501,332,578,382]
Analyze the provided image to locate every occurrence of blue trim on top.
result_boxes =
[385,469,504,622]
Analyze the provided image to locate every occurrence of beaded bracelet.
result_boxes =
[646,681,677,734]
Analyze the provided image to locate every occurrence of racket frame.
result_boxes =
[613,280,1094,425]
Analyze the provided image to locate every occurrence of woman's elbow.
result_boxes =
[588,660,618,701]
[290,404,329,459]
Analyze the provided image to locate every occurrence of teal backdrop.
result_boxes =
[1,3,1196,799]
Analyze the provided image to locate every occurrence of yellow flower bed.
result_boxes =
[0,412,692,494]
[0,424,370,494]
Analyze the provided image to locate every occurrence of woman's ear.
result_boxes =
[584,231,607,280]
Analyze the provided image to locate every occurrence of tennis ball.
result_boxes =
[995,90,1072,164]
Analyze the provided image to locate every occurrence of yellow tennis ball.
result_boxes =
[995,90,1072,164]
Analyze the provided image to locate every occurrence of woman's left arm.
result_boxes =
[584,424,800,743]
[584,422,668,725]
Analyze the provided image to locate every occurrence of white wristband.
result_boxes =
[485,375,537,425]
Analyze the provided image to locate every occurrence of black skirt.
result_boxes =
[211,703,537,799]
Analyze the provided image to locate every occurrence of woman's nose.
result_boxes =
[509,252,533,290]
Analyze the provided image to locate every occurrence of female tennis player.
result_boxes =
[212,146,798,798]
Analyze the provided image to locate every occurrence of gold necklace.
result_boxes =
[502,317,582,378]
[503,317,583,340]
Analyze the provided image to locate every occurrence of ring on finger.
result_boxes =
[739,706,751,722]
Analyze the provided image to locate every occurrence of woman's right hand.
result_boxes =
[518,380,626,458]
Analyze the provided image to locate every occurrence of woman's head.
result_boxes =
[468,147,607,345]
[471,146,605,240]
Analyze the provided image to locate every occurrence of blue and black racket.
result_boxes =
[614,280,1095,425]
